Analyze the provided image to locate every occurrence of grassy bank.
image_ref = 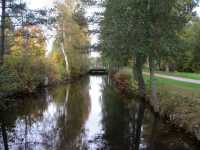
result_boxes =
[157,71,200,80]
[144,75,200,96]
[112,68,200,142]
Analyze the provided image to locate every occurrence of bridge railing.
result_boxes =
[88,68,108,75]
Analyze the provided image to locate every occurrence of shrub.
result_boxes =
[0,54,46,94]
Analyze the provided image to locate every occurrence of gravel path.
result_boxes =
[143,72,200,85]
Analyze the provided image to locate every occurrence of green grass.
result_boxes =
[120,67,200,97]
[143,69,200,97]
[154,71,200,80]
[123,67,200,89]
[143,67,200,80]
[144,75,200,99]
[144,75,200,90]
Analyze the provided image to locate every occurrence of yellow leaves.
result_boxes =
[10,26,46,58]
[52,2,89,77]
[47,50,65,81]
[50,51,62,64]
[1,25,48,92]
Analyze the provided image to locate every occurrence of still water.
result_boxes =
[0,76,199,150]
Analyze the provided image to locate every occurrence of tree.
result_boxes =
[145,0,198,110]
[52,0,89,78]
[176,18,200,72]
[0,0,6,65]
[0,0,26,65]
[100,0,198,105]
[0,26,47,93]
[101,0,149,97]
[0,0,53,65]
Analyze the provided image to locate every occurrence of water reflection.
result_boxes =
[0,76,199,150]
[0,77,91,150]
[84,77,104,149]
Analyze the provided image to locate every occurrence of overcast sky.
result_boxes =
[26,0,55,9]
[26,0,200,13]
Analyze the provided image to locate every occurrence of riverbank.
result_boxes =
[111,68,200,143]
[0,73,88,103]
[1,76,199,149]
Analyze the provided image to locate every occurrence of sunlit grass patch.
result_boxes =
[157,71,200,80]
[144,75,200,98]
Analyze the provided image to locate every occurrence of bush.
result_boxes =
[114,68,137,92]
[0,54,46,94]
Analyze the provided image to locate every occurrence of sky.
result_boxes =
[26,0,55,9]
[26,0,200,14]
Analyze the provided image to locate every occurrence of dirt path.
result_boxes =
[143,72,200,85]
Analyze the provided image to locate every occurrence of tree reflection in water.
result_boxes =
[0,76,199,150]
[101,79,146,150]
[0,77,91,150]
[101,77,199,150]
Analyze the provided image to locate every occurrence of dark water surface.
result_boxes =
[0,76,199,150]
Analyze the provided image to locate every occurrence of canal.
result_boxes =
[0,76,199,150]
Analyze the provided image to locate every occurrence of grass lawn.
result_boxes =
[144,74,200,98]
[121,67,200,97]
[143,69,200,97]
[157,71,200,80]
[143,66,200,80]
[144,75,200,89]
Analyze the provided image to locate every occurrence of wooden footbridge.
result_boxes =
[89,57,108,75]
[88,68,108,75]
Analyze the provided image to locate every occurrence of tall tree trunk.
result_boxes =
[61,19,70,76]
[0,0,6,65]
[158,58,161,71]
[61,42,70,74]
[165,63,170,72]
[149,55,159,112]
[133,54,146,97]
